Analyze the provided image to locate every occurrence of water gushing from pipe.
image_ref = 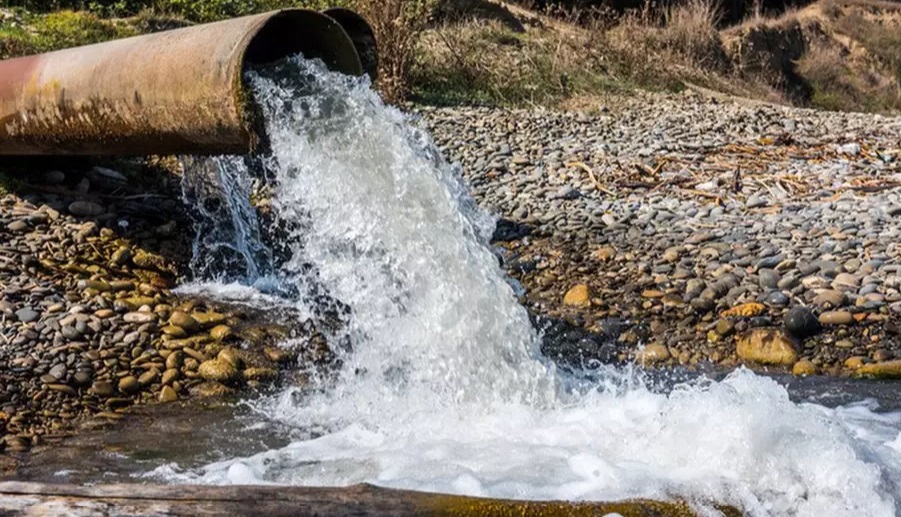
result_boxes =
[162,56,901,517]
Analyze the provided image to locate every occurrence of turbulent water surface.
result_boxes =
[153,57,901,516]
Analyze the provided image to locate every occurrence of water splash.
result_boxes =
[180,155,273,284]
[161,56,901,516]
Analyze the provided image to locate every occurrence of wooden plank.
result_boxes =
[0,481,743,516]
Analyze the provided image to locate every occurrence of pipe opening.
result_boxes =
[323,8,379,82]
[243,10,364,78]
[240,9,370,155]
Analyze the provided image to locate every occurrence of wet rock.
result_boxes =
[159,386,178,402]
[90,381,114,397]
[80,279,111,292]
[190,381,235,398]
[138,368,160,386]
[209,324,233,341]
[165,352,183,370]
[192,311,227,328]
[110,246,132,266]
[784,307,820,339]
[161,368,179,386]
[109,280,135,292]
[121,297,157,311]
[765,291,789,307]
[198,358,239,383]
[68,201,104,217]
[217,348,243,369]
[635,343,670,364]
[73,371,92,386]
[736,329,798,365]
[243,367,279,382]
[857,360,901,378]
[118,376,140,395]
[49,364,67,380]
[845,356,865,370]
[168,311,200,333]
[263,346,291,364]
[715,319,735,336]
[48,384,77,396]
[690,298,715,312]
[792,359,817,376]
[132,250,167,271]
[162,325,188,338]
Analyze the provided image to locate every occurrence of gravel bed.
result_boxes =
[417,90,901,376]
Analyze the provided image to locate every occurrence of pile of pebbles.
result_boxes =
[0,164,326,454]
[417,90,901,376]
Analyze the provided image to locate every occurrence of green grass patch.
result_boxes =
[0,0,350,60]
[0,10,137,59]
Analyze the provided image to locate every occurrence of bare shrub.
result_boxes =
[663,0,723,65]
[353,0,436,103]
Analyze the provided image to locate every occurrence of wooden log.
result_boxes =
[0,481,742,516]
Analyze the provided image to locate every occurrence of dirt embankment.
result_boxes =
[723,0,901,112]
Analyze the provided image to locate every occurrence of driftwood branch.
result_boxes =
[0,481,742,516]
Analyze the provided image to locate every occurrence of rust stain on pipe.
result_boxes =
[0,9,377,156]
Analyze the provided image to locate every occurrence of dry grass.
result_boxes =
[585,0,733,92]
[663,0,725,64]
[411,0,740,106]
[352,0,435,103]
[412,17,617,105]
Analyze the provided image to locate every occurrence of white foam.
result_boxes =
[157,57,901,516]
[152,369,900,516]
[174,280,291,308]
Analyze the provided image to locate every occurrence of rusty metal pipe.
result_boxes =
[0,9,377,156]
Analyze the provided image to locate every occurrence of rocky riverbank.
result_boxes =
[2,89,900,457]
[0,160,328,455]
[418,90,901,377]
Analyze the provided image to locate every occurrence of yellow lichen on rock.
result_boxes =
[721,302,765,318]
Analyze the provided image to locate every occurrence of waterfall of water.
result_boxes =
[157,56,901,517]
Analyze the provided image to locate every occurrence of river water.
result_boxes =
[131,57,901,515]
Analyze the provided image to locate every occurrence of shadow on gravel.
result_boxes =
[0,156,192,274]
